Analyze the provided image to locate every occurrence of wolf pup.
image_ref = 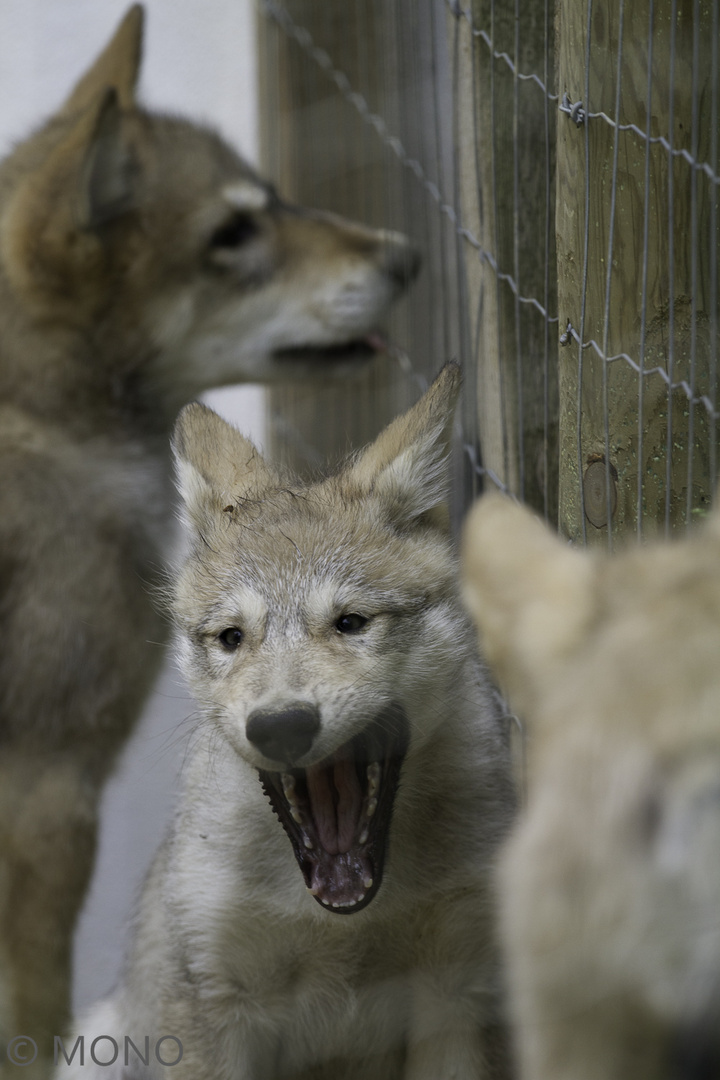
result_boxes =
[58,365,516,1080]
[462,495,720,1080]
[0,4,419,1068]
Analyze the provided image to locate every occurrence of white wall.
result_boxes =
[0,1,258,160]
[0,0,262,1008]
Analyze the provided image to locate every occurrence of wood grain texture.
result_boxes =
[257,1,458,476]
[455,0,558,517]
[557,0,719,543]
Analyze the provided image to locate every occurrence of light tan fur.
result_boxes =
[0,7,419,1072]
[58,365,516,1080]
[462,495,720,1080]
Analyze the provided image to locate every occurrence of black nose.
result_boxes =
[382,237,421,290]
[246,702,321,764]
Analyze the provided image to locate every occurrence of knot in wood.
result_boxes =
[583,458,617,528]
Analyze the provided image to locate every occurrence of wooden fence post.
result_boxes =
[556,0,719,543]
[453,0,558,518]
[256,1,461,475]
[256,2,411,473]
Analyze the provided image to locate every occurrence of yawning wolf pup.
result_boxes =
[59,365,515,1080]
[0,4,418,1070]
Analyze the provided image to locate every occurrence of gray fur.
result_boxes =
[61,366,516,1080]
[0,6,418,1070]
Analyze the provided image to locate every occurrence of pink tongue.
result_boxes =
[306,757,364,854]
[366,332,389,353]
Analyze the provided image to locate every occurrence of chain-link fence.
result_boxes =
[258,0,719,546]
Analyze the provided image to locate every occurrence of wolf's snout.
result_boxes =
[246,703,320,763]
[380,234,421,290]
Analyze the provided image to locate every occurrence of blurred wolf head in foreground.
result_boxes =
[463,495,720,1080]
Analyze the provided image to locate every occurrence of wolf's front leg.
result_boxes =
[404,894,512,1080]
[404,984,512,1080]
[0,754,98,1080]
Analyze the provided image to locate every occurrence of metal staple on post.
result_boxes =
[559,91,586,125]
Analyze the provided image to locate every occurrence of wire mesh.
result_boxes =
[256,0,720,544]
[557,0,720,543]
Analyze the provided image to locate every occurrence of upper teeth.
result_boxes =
[281,773,303,824]
[355,762,382,845]
[280,760,383,847]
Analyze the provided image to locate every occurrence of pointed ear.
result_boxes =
[172,403,280,530]
[345,362,461,529]
[461,495,596,715]
[60,5,143,117]
[0,90,137,301]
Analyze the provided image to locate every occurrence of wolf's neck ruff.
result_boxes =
[259,706,408,913]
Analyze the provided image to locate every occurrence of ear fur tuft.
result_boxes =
[345,362,461,528]
[461,494,596,713]
[79,89,138,229]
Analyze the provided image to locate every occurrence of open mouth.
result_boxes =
[259,705,408,914]
[272,333,388,365]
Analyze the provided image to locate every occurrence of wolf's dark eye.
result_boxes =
[209,214,257,249]
[335,613,369,634]
[218,627,243,650]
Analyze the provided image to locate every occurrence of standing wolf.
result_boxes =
[0,5,419,1069]
[463,495,720,1080]
[58,365,516,1080]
